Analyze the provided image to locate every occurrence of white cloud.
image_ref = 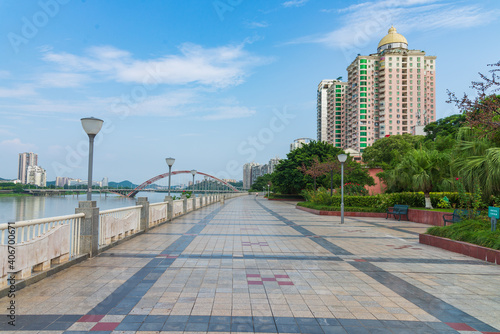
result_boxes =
[283,0,309,8]
[291,0,498,53]
[244,21,269,28]
[0,86,36,98]
[42,43,269,88]
[0,138,36,151]
[39,72,90,88]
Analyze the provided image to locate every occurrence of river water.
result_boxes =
[0,192,188,224]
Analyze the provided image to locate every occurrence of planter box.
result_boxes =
[297,205,448,226]
[408,209,447,226]
[296,205,386,218]
[419,234,500,264]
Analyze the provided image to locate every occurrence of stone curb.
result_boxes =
[419,233,500,264]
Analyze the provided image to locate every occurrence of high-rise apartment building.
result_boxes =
[27,165,46,187]
[18,152,38,184]
[243,162,259,189]
[290,138,312,151]
[317,80,347,146]
[318,26,436,152]
[317,80,333,143]
[327,81,347,147]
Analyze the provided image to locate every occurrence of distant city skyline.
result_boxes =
[1,1,499,183]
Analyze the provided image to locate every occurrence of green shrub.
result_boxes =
[268,194,305,200]
[297,202,385,213]
[300,189,482,210]
[426,219,500,250]
[377,192,466,208]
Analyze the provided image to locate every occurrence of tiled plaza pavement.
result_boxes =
[1,195,500,334]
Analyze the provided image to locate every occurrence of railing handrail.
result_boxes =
[150,201,167,208]
[0,213,86,230]
[100,205,143,215]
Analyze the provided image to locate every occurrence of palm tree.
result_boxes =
[452,127,500,199]
[385,148,451,209]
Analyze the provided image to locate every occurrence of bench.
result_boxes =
[386,204,409,221]
[442,209,480,226]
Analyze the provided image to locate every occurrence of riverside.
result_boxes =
[0,191,185,223]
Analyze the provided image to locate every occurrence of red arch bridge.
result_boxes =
[115,171,240,198]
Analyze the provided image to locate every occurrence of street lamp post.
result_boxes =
[337,154,348,224]
[166,158,175,196]
[81,117,104,201]
[190,170,197,195]
[267,184,270,198]
[330,168,334,196]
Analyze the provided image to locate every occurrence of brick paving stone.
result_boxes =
[0,196,499,333]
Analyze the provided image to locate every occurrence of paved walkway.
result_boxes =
[1,195,500,333]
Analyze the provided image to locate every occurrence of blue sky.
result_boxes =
[0,0,499,184]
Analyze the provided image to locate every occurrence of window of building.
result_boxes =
[360,59,367,63]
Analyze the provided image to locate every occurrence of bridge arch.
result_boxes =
[127,171,239,197]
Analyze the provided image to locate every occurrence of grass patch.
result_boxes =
[297,201,385,213]
[426,219,500,250]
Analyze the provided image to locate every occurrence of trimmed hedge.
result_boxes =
[268,194,305,200]
[426,219,500,250]
[381,192,462,208]
[305,192,464,209]
[297,202,385,213]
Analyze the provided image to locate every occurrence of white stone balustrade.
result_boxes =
[149,202,168,227]
[99,206,142,247]
[173,199,184,217]
[0,213,84,288]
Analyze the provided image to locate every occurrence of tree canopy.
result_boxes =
[361,134,424,169]
[447,60,500,141]
[271,141,374,194]
[424,114,465,141]
[249,174,272,192]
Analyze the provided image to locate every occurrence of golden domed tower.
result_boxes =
[377,26,408,52]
